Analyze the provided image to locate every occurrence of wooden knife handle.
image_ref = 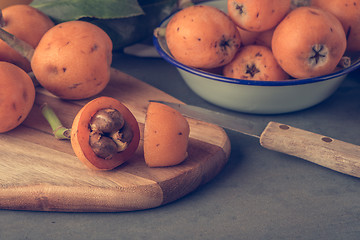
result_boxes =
[259,121,360,178]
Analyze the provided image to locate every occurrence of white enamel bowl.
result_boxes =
[153,0,360,114]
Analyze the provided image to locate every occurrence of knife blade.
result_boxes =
[150,100,360,178]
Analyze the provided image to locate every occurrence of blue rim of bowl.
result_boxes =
[153,18,360,87]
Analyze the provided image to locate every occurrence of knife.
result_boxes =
[150,100,360,178]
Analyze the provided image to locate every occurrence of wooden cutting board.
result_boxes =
[0,68,231,212]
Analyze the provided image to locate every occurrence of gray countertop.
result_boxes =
[1,50,360,240]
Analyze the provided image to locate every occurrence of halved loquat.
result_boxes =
[144,102,190,167]
[71,97,140,170]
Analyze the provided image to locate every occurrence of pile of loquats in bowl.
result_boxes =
[154,0,360,114]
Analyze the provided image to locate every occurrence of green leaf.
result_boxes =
[90,0,177,50]
[30,0,145,23]
[31,0,178,50]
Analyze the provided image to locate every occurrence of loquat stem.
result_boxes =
[0,27,34,62]
[178,0,194,9]
[153,27,166,38]
[337,56,351,69]
[290,0,311,9]
[41,103,71,140]
[154,0,194,38]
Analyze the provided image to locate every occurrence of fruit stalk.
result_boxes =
[338,56,351,68]
[178,0,194,9]
[0,27,34,62]
[153,27,166,38]
[40,103,71,140]
[154,0,195,38]
[0,9,35,62]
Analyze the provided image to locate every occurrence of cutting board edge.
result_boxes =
[0,183,165,212]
